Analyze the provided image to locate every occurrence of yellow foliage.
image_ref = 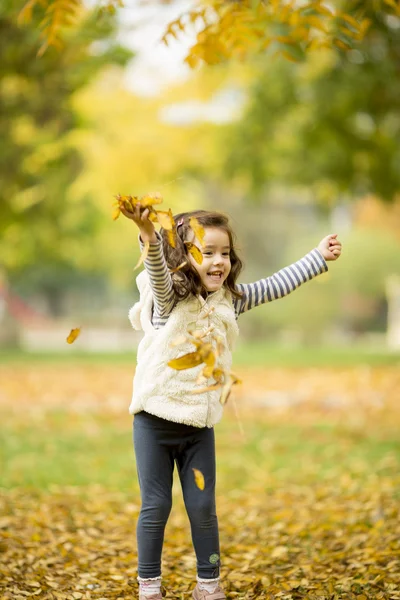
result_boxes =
[161,0,377,68]
[66,327,81,344]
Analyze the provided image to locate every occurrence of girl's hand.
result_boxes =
[317,233,342,261]
[120,203,157,243]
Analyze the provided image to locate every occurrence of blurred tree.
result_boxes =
[221,5,400,203]
[0,0,132,313]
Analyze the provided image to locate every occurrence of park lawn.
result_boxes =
[0,341,399,367]
[0,363,399,599]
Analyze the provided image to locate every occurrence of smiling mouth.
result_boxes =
[207,272,223,280]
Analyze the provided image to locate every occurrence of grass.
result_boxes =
[0,341,399,367]
[1,409,399,492]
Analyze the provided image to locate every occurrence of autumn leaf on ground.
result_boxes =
[192,468,205,490]
[66,327,81,344]
[134,240,150,271]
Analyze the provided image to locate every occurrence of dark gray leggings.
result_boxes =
[133,411,220,579]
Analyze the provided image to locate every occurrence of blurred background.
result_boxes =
[1,0,400,359]
[1,3,399,596]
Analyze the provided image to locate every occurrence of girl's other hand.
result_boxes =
[120,203,157,243]
[317,233,342,261]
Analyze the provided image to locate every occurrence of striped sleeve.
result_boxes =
[138,232,176,322]
[233,248,328,316]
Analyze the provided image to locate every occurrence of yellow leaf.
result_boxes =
[220,373,242,405]
[168,351,203,370]
[169,261,187,273]
[112,208,120,221]
[66,327,81,344]
[140,192,163,207]
[185,242,203,264]
[134,240,150,271]
[212,367,225,383]
[185,53,200,69]
[192,468,205,490]
[190,383,222,395]
[189,217,206,247]
[157,209,174,230]
[202,364,215,378]
[333,38,352,50]
[167,228,177,249]
[339,12,362,32]
[305,15,327,32]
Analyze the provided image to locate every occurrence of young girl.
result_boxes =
[123,205,342,600]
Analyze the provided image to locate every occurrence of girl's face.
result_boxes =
[187,227,232,292]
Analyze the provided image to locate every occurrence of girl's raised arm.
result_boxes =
[233,247,327,316]
[233,234,341,316]
[122,204,176,322]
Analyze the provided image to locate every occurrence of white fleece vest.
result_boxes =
[128,270,239,428]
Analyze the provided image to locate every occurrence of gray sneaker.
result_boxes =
[192,583,226,600]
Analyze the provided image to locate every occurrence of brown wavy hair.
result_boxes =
[160,210,244,301]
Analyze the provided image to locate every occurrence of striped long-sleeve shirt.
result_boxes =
[139,233,328,329]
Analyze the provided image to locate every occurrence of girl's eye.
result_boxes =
[203,252,212,256]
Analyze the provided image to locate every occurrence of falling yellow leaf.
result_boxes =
[167,228,177,248]
[156,210,174,230]
[134,240,150,271]
[66,327,81,344]
[168,351,203,370]
[185,242,203,264]
[220,373,242,405]
[189,217,206,247]
[170,261,187,273]
[192,468,205,490]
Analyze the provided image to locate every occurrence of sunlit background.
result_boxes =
[1,3,399,596]
[1,0,399,358]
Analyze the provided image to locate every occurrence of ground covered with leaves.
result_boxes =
[0,363,399,599]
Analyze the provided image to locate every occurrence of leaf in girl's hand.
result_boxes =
[140,192,163,207]
[189,217,206,247]
[66,327,81,344]
[112,208,121,220]
[192,468,205,490]
[148,211,158,223]
[184,242,203,264]
[168,351,203,370]
[133,240,150,271]
[170,261,187,273]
